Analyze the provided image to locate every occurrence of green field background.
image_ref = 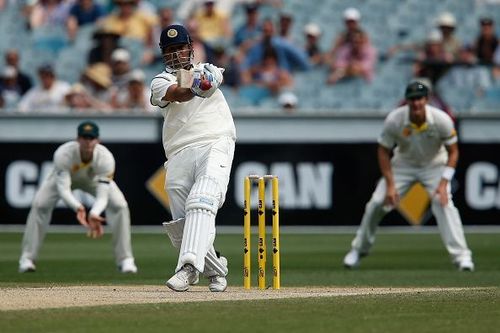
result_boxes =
[1,231,499,332]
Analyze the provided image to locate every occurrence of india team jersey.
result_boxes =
[150,69,236,158]
[50,141,115,188]
[378,105,457,167]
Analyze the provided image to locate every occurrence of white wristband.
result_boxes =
[442,166,455,181]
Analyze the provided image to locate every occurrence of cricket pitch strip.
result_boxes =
[0,286,478,311]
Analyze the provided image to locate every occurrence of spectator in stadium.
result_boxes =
[88,28,121,65]
[4,49,33,95]
[474,16,498,65]
[66,0,106,40]
[193,0,232,48]
[64,83,111,111]
[328,7,369,59]
[0,66,23,110]
[233,3,261,48]
[278,11,293,41]
[28,0,71,30]
[240,46,293,104]
[110,69,153,112]
[80,62,113,106]
[242,18,311,73]
[327,29,377,84]
[99,0,158,46]
[413,30,453,84]
[18,63,71,113]
[494,44,500,82]
[385,13,458,64]
[109,48,132,92]
[303,23,324,66]
[436,12,461,61]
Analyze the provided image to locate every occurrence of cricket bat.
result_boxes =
[176,69,194,88]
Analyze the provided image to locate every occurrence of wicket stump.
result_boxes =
[243,175,280,290]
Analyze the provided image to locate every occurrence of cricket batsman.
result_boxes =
[150,24,236,292]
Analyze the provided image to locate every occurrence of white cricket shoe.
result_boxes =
[208,275,227,292]
[19,258,36,273]
[166,264,197,292]
[457,259,475,272]
[119,258,138,273]
[343,249,361,268]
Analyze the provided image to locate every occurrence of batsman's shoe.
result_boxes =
[119,258,138,273]
[457,259,475,272]
[208,275,227,292]
[343,249,362,269]
[19,258,36,273]
[166,264,197,292]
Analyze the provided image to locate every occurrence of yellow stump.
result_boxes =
[243,177,251,290]
[258,177,266,290]
[272,177,280,289]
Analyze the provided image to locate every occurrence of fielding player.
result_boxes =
[150,24,236,292]
[18,121,137,274]
[343,81,474,271]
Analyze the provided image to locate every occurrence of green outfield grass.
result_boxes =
[1,231,500,332]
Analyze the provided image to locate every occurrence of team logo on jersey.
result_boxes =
[402,127,412,137]
[167,29,178,38]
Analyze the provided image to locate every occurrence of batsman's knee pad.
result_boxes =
[162,218,185,249]
[185,175,221,215]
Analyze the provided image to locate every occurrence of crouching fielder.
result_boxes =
[19,121,137,274]
[343,82,474,271]
[150,24,236,292]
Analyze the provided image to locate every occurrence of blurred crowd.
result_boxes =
[0,0,500,114]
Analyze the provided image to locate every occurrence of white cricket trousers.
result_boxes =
[351,163,472,263]
[20,177,134,265]
[165,136,235,272]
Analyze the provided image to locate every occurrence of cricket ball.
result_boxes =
[200,79,212,91]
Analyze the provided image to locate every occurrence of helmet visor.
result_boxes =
[162,45,193,71]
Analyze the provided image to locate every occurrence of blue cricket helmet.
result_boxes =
[159,24,192,50]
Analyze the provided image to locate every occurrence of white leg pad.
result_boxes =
[204,247,228,277]
[176,208,216,272]
[175,175,221,273]
[162,218,185,249]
